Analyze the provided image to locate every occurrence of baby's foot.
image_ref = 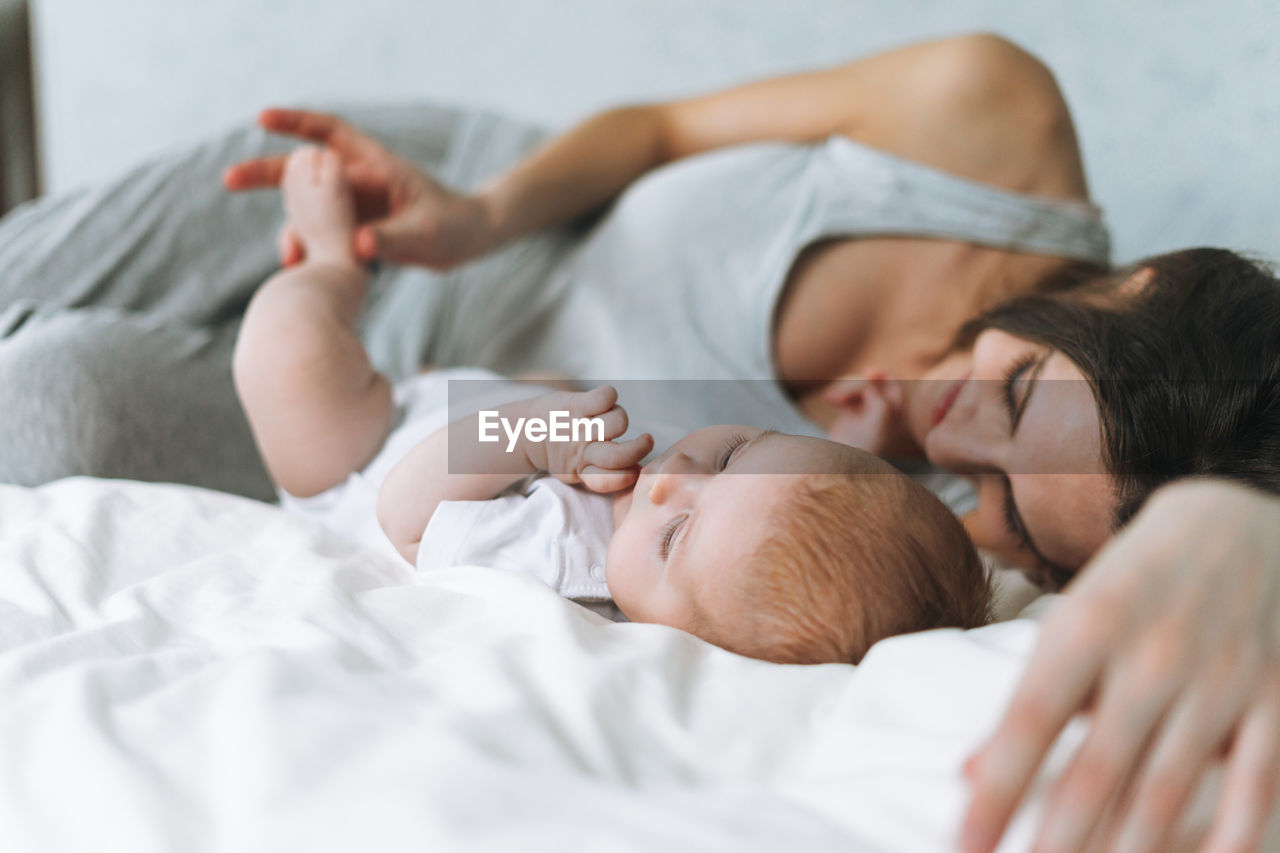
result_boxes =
[282,146,358,267]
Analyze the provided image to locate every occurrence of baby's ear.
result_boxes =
[823,370,905,455]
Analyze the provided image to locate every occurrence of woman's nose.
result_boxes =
[925,403,1006,475]
[925,429,989,475]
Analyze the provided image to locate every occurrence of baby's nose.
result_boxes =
[647,454,707,505]
[657,451,700,476]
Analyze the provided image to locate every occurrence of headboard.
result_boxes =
[0,0,39,214]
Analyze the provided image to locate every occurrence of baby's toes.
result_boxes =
[316,148,345,185]
[283,146,321,187]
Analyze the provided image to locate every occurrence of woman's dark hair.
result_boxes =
[966,247,1280,530]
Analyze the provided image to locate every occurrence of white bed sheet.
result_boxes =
[0,478,1265,852]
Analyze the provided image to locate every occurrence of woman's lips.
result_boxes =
[932,372,970,426]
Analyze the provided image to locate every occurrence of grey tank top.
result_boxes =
[367,122,1111,447]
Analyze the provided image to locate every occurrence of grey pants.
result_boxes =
[0,103,548,500]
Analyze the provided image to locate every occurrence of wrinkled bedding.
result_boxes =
[0,478,1264,852]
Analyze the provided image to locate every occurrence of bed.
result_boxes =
[0,478,1107,850]
[4,6,1279,849]
[5,477,1276,851]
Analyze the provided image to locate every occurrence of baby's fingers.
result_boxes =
[579,465,641,494]
[583,434,653,474]
[571,385,620,418]
[552,386,629,438]
[587,402,628,441]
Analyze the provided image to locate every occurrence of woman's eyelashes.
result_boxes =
[999,474,1072,585]
[1000,475,1032,554]
[1001,353,1038,427]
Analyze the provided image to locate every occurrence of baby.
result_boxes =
[233,147,990,664]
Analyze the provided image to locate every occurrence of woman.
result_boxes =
[220,39,1280,850]
[925,253,1280,852]
[2,32,1277,850]
[2,34,1100,500]
[922,248,1280,582]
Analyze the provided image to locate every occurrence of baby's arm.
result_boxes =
[377,386,651,564]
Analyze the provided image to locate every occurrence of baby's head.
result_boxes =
[607,426,989,664]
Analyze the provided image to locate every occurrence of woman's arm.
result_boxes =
[226,34,1087,267]
[961,478,1280,853]
[482,33,1088,242]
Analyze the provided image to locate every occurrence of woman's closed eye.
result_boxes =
[1001,475,1075,588]
[1001,353,1040,430]
[1001,475,1034,555]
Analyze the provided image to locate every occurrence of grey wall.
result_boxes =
[30,0,1280,262]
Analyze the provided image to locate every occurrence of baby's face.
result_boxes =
[606,426,891,639]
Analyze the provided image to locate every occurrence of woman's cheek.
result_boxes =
[962,505,1035,571]
[961,510,997,551]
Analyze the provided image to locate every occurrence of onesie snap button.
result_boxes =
[590,563,605,582]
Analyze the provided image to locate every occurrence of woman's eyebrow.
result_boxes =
[1011,354,1051,434]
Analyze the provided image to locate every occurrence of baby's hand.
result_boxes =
[522,386,652,493]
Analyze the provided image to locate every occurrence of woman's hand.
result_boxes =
[962,478,1280,853]
[223,108,496,269]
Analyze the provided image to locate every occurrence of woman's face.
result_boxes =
[911,329,1115,583]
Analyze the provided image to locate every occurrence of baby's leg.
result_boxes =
[233,147,393,498]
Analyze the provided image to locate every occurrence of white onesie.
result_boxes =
[279,368,622,619]
[418,475,621,621]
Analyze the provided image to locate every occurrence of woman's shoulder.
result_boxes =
[835,33,1093,204]
[649,33,1091,206]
